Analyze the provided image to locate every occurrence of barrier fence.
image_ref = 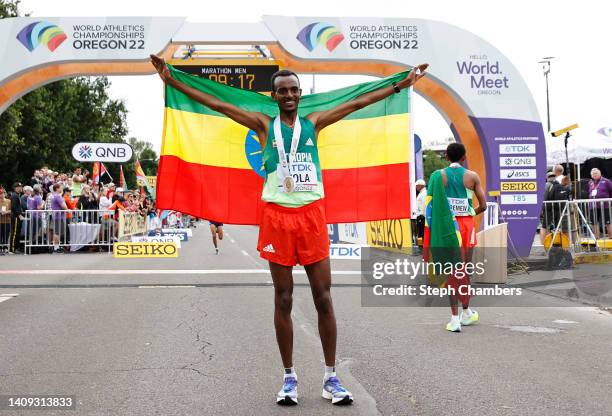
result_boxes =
[541,198,612,254]
[23,209,121,254]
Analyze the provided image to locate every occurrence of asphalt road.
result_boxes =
[0,224,611,416]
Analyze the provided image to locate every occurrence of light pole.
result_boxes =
[538,57,554,132]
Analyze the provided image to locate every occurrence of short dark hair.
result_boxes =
[52,183,62,192]
[270,70,300,92]
[446,143,466,162]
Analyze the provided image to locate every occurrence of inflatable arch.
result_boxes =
[0,16,546,255]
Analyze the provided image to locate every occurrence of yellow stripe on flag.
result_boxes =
[162,108,410,169]
[318,113,410,169]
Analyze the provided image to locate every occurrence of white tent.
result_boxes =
[546,132,612,165]
[546,131,612,182]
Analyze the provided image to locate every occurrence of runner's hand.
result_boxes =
[150,54,172,83]
[398,63,429,89]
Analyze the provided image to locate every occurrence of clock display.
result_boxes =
[172,64,280,92]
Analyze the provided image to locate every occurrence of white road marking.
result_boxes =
[0,293,18,303]
[495,325,562,334]
[138,285,196,289]
[229,238,236,243]
[0,269,362,275]
[241,250,249,256]
[553,319,578,324]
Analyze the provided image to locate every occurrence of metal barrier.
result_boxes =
[23,209,120,254]
[484,202,499,230]
[541,198,612,254]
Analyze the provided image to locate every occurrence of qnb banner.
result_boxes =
[71,142,133,162]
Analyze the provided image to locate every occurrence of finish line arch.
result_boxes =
[0,16,546,255]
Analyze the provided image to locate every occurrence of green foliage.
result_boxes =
[423,149,448,183]
[0,0,20,18]
[0,77,129,188]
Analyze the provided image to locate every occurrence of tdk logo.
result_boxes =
[457,60,509,93]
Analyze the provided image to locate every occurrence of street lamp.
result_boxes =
[538,57,554,132]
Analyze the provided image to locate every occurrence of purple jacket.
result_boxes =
[588,177,612,208]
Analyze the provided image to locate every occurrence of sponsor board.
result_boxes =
[148,230,188,241]
[501,194,538,205]
[131,235,182,248]
[501,182,537,192]
[499,156,537,167]
[118,211,148,238]
[329,244,361,260]
[328,224,339,243]
[366,219,412,250]
[499,144,536,154]
[499,169,537,180]
[71,142,133,162]
[113,242,178,258]
[339,223,367,245]
[161,228,193,237]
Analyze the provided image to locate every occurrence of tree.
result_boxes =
[423,149,448,183]
[0,0,19,18]
[0,77,129,188]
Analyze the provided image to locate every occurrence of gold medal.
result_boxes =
[283,175,295,193]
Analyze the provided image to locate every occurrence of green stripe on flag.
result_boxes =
[165,65,410,120]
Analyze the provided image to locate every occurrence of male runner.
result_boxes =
[209,220,224,254]
[151,54,428,405]
[439,143,487,332]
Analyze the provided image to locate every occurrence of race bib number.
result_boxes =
[277,162,318,192]
[447,197,470,216]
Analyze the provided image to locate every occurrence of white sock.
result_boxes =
[284,367,296,379]
[324,365,336,380]
[451,314,460,325]
[463,308,473,318]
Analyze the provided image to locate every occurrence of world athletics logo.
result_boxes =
[296,22,344,52]
[16,21,67,52]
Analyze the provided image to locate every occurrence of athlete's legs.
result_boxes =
[269,261,294,368]
[217,225,224,240]
[304,257,336,366]
[209,224,218,249]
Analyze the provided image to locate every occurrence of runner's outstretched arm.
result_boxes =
[150,54,269,137]
[307,64,429,133]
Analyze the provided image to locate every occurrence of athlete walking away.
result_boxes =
[151,54,428,405]
[439,143,487,332]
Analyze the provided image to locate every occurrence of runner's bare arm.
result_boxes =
[471,173,487,215]
[307,64,428,133]
[150,54,269,140]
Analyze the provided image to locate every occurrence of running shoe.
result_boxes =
[446,320,461,332]
[460,309,479,326]
[276,376,298,406]
[322,376,353,405]
[215,248,219,255]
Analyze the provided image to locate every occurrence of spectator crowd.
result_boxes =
[1,166,155,254]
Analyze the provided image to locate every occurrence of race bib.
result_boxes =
[591,189,598,197]
[447,197,470,216]
[277,162,318,193]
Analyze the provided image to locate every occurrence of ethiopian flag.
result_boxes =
[157,65,412,224]
[422,169,462,285]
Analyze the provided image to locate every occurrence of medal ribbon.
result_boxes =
[273,115,301,175]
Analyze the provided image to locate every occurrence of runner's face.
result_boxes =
[272,75,301,112]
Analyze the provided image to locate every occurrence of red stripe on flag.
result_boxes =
[157,155,410,225]
[323,163,410,223]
